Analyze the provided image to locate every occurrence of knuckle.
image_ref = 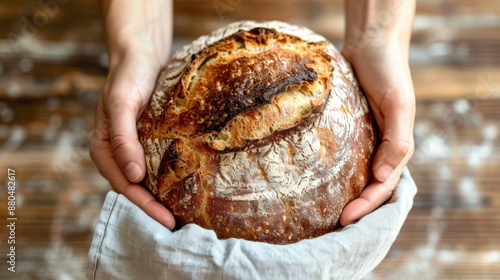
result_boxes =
[408,139,415,156]
[382,84,415,106]
[108,97,131,113]
[88,134,102,163]
[393,93,415,109]
[94,166,108,181]
[89,143,96,161]
[392,140,412,158]
[141,199,156,212]
[110,134,131,156]
[107,88,144,111]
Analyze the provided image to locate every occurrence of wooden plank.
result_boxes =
[411,66,500,100]
[1,1,500,279]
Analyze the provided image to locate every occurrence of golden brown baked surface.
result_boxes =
[138,21,377,244]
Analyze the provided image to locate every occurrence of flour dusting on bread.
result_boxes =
[137,21,377,244]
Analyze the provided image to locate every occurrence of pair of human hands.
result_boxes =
[90,1,415,231]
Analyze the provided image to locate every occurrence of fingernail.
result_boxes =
[125,162,142,182]
[376,164,393,182]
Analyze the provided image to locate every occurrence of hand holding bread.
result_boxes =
[91,0,416,242]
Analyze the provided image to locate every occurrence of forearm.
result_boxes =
[101,0,173,69]
[344,0,416,59]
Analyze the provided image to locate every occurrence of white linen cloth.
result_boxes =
[86,168,416,280]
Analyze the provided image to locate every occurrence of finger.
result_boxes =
[90,128,176,229]
[90,119,136,191]
[339,168,402,226]
[373,94,415,182]
[107,92,147,183]
[122,183,176,230]
[339,181,390,226]
[105,57,159,183]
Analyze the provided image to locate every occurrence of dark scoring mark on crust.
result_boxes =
[215,88,330,154]
[175,28,321,134]
[157,139,182,175]
[136,23,377,244]
[186,50,318,133]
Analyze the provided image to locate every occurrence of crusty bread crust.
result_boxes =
[138,21,377,244]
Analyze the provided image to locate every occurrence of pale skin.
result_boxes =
[90,0,415,230]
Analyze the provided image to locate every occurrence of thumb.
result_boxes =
[372,96,415,183]
[104,56,159,184]
[108,98,146,183]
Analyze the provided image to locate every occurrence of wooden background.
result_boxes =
[0,0,499,279]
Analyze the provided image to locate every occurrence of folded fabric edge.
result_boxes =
[85,191,119,280]
[85,167,417,279]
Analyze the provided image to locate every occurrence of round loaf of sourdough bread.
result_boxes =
[137,21,377,244]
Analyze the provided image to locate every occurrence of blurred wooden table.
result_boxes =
[0,0,499,279]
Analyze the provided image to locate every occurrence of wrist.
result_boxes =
[102,0,173,70]
[343,0,415,60]
[107,51,161,75]
[343,35,404,64]
[107,37,166,70]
